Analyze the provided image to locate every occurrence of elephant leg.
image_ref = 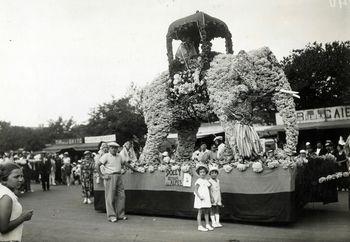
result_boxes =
[175,121,201,163]
[140,121,171,164]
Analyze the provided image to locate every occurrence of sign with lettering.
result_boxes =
[276,105,350,125]
[182,173,192,187]
[55,138,83,145]
[84,134,116,144]
[165,169,182,186]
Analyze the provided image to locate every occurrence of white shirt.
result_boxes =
[192,149,210,161]
[217,143,226,159]
[0,184,23,242]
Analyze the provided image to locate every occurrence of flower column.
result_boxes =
[140,73,173,164]
[175,121,201,163]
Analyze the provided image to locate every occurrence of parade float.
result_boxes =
[94,12,340,222]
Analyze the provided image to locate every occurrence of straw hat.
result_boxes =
[108,142,120,147]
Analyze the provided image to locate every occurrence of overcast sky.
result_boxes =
[0,0,349,127]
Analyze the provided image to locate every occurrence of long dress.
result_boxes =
[81,158,95,198]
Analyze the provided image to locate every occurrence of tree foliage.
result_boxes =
[282,41,350,109]
[84,96,147,146]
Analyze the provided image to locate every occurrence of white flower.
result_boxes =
[336,172,343,179]
[267,160,279,169]
[171,164,180,171]
[137,167,145,173]
[236,163,247,172]
[181,164,190,173]
[158,164,168,172]
[252,162,263,173]
[326,175,333,181]
[342,172,349,177]
[318,177,326,183]
[148,165,155,173]
[163,157,171,164]
[223,164,233,173]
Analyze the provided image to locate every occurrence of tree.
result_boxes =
[46,116,76,141]
[282,41,350,109]
[85,97,147,146]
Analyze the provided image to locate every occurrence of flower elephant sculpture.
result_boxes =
[139,47,298,164]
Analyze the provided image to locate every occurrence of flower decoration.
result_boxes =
[171,164,180,171]
[148,165,155,173]
[252,162,263,173]
[223,164,233,173]
[318,177,326,183]
[158,164,168,172]
[181,164,191,173]
[137,167,146,173]
[236,163,248,172]
[267,160,280,169]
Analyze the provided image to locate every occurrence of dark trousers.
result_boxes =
[24,176,31,192]
[41,173,50,191]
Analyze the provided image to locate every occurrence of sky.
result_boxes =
[0,0,349,127]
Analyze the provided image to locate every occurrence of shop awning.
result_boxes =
[264,119,350,132]
[167,122,277,139]
[42,142,100,153]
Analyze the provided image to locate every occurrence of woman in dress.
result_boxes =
[0,163,33,242]
[80,151,95,204]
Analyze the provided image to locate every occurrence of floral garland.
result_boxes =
[318,171,349,183]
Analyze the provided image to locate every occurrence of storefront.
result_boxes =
[274,105,350,149]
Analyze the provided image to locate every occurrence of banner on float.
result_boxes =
[165,169,183,186]
[276,105,350,125]
[84,134,116,144]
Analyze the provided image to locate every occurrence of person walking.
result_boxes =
[0,163,33,241]
[97,142,138,222]
[61,152,72,186]
[49,154,56,186]
[80,151,95,204]
[38,155,52,191]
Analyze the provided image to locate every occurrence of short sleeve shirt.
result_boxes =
[99,153,123,174]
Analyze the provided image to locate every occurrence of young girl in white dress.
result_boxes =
[209,165,223,228]
[194,164,214,232]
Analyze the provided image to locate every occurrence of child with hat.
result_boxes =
[194,163,213,232]
[208,164,223,228]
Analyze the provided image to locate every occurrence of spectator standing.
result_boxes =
[97,142,138,222]
[49,154,56,186]
[61,152,72,186]
[208,144,218,161]
[55,154,63,185]
[315,142,327,156]
[119,141,138,164]
[80,151,94,204]
[214,136,225,160]
[325,140,336,156]
[0,163,33,242]
[192,143,210,163]
[38,155,52,191]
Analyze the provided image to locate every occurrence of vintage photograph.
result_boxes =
[0,0,349,241]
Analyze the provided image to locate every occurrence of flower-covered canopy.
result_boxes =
[166,11,233,64]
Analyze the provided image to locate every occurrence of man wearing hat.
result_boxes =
[214,136,225,160]
[98,142,138,222]
[325,140,336,156]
